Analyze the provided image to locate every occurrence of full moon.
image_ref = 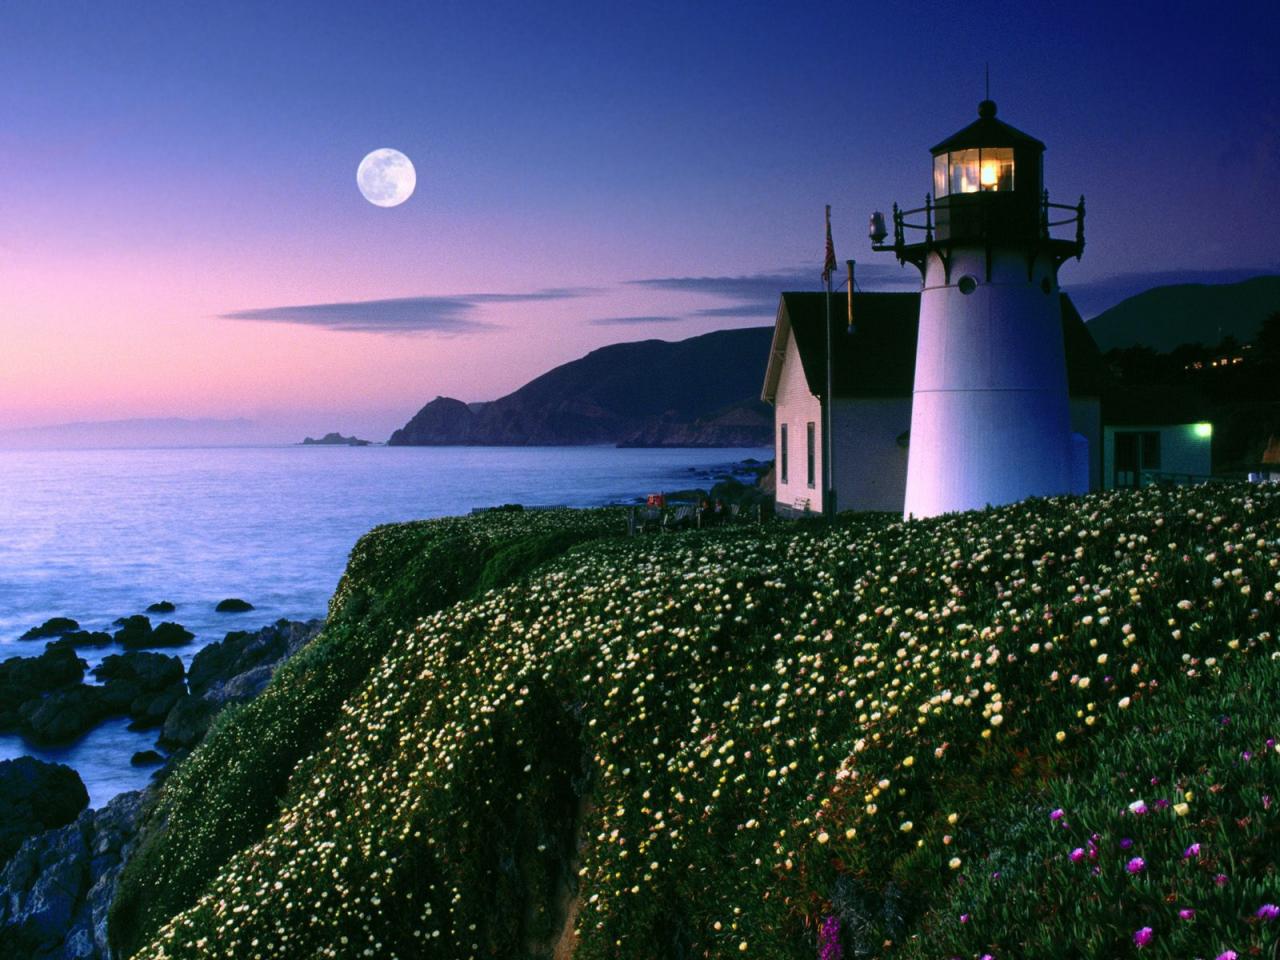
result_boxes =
[356,148,416,207]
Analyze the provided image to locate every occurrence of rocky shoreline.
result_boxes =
[0,618,322,959]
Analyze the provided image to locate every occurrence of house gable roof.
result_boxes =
[762,290,1109,403]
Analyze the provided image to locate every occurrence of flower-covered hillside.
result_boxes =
[109,506,622,959]
[130,485,1280,959]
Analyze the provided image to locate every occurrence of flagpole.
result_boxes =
[823,206,835,519]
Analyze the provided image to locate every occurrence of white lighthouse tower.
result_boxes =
[871,99,1085,519]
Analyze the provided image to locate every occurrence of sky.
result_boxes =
[1,0,1277,442]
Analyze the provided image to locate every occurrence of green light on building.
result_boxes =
[1193,422,1213,439]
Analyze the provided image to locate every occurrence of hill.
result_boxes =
[111,485,1280,959]
[1086,275,1280,352]
[388,327,775,447]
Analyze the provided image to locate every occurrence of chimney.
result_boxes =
[846,260,856,332]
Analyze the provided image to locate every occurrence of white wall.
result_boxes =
[831,397,912,513]
[904,247,1072,517]
[773,331,823,515]
[1103,424,1213,488]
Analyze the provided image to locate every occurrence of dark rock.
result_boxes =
[188,619,320,697]
[93,652,183,690]
[111,615,151,648]
[0,789,144,959]
[127,686,184,729]
[52,630,113,648]
[19,687,109,744]
[144,601,175,614]
[18,618,80,642]
[215,598,253,613]
[301,432,371,446]
[129,751,163,767]
[0,647,87,730]
[93,653,185,728]
[140,621,194,648]
[158,696,220,750]
[0,758,88,866]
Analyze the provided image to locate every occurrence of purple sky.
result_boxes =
[2,0,1276,441]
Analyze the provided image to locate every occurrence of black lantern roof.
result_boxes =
[929,100,1045,154]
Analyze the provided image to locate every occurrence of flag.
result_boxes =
[822,204,837,287]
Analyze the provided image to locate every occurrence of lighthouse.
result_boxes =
[871,99,1086,518]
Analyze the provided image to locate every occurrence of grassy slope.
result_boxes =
[128,486,1280,959]
[109,507,621,958]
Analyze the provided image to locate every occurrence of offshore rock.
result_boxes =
[0,648,87,732]
[18,689,108,745]
[0,759,88,867]
[110,616,151,649]
[0,790,144,960]
[188,619,320,698]
[18,620,80,643]
[214,598,253,613]
[162,619,323,750]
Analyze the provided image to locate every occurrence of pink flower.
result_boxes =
[1178,908,1195,920]
[1049,808,1065,822]
[1127,857,1146,874]
[1119,837,1134,850]
[1183,843,1201,859]
[1215,951,1238,960]
[1257,903,1279,922]
[959,913,970,924]
[1214,873,1229,887]
[1070,848,1086,863]
[1128,800,1148,815]
[1133,927,1153,948]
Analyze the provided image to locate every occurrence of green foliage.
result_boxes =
[125,486,1280,959]
[109,507,620,959]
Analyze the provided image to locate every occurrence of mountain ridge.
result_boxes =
[388,326,776,447]
[1085,275,1280,352]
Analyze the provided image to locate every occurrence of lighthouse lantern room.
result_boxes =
[872,99,1086,518]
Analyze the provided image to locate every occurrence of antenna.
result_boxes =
[985,62,990,100]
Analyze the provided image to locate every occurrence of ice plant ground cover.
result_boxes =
[122,485,1280,959]
[109,507,622,958]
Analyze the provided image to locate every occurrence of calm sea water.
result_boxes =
[0,445,770,805]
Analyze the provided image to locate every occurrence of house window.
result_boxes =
[806,421,816,489]
[779,423,789,484]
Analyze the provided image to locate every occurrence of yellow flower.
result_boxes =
[817,831,830,844]
[1174,802,1190,817]
[947,812,959,825]
[900,820,913,833]
[1055,730,1066,743]
[949,857,962,869]
[989,714,1004,727]
[902,756,915,767]
[845,828,856,840]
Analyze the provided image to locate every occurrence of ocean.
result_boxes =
[0,444,770,806]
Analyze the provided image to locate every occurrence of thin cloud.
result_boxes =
[588,315,684,326]
[221,288,600,335]
[626,264,920,319]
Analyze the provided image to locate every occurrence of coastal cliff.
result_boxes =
[99,485,1280,960]
[388,327,774,447]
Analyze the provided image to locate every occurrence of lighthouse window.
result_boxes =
[935,147,1016,196]
[949,149,981,194]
